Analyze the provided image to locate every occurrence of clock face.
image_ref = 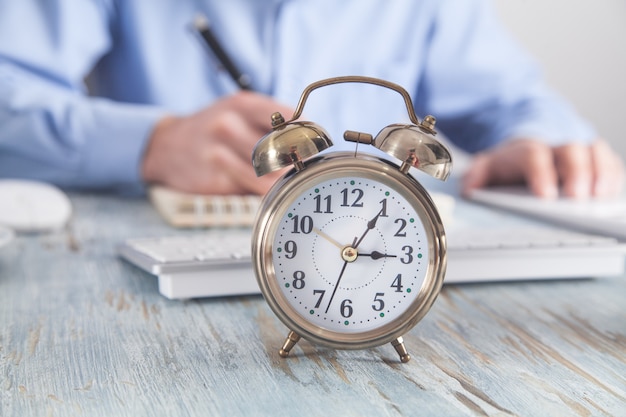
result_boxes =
[254,155,444,346]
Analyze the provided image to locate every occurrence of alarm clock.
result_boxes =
[251,76,452,362]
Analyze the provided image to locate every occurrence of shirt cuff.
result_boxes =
[495,92,598,148]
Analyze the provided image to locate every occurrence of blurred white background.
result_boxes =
[494,0,626,162]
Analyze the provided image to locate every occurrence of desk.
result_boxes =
[1,193,625,417]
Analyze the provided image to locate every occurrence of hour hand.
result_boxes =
[359,250,397,260]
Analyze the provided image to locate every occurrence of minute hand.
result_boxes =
[353,207,384,249]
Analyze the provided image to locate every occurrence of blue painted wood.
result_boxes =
[1,193,624,416]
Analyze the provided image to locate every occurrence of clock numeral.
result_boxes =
[340,188,364,207]
[284,240,298,259]
[340,299,353,318]
[291,215,313,234]
[292,270,305,289]
[394,218,407,237]
[372,292,385,311]
[313,289,325,308]
[313,195,333,214]
[391,274,403,292]
[400,245,414,264]
[379,198,389,217]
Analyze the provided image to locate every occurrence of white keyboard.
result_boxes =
[0,225,14,249]
[125,234,250,268]
[469,186,626,241]
[119,225,626,299]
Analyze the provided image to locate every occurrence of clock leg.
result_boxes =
[279,330,301,357]
[391,337,411,363]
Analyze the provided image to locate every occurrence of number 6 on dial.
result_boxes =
[251,76,452,363]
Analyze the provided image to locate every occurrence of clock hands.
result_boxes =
[353,206,385,249]
[313,227,395,260]
[359,251,397,260]
[312,227,344,249]
[325,203,389,314]
[325,237,357,314]
[324,260,349,314]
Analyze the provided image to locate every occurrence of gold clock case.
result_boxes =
[251,152,446,357]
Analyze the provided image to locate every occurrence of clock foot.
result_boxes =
[279,330,301,358]
[391,337,411,363]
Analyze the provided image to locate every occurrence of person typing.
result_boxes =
[0,0,622,198]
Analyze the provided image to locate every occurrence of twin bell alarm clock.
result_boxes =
[251,76,452,363]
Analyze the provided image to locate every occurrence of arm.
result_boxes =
[0,0,166,194]
[0,1,291,196]
[142,91,293,195]
[417,0,623,197]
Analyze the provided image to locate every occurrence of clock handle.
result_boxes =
[276,76,423,128]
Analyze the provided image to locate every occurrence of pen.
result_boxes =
[192,14,252,90]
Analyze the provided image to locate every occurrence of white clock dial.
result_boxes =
[272,175,430,333]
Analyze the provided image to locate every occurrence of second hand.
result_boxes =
[313,227,344,249]
[325,237,357,314]
[324,202,387,314]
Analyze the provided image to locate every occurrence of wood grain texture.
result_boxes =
[1,194,625,417]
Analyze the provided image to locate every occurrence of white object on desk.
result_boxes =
[149,186,261,228]
[118,224,626,300]
[0,225,14,249]
[468,186,626,241]
[0,179,72,232]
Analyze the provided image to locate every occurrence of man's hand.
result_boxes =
[142,91,294,195]
[462,138,624,198]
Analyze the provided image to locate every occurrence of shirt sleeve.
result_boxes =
[415,0,596,153]
[0,0,167,194]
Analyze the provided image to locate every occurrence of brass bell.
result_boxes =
[373,117,452,180]
[252,112,333,176]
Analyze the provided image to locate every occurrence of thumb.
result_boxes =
[461,154,491,197]
[462,140,559,198]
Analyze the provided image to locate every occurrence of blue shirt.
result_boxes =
[0,0,595,193]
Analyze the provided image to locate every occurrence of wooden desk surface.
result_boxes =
[1,193,625,417]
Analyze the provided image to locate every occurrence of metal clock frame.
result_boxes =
[252,152,446,362]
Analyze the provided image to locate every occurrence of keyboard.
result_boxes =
[118,220,626,299]
[0,225,13,249]
[468,186,626,241]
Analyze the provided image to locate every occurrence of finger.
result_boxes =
[461,153,492,196]
[206,110,268,160]
[167,144,255,195]
[513,141,559,198]
[590,139,625,197]
[206,95,294,160]
[462,140,559,198]
[462,141,530,193]
[554,143,592,199]
[225,91,294,130]
[212,145,278,195]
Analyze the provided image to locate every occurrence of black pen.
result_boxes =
[192,14,252,90]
